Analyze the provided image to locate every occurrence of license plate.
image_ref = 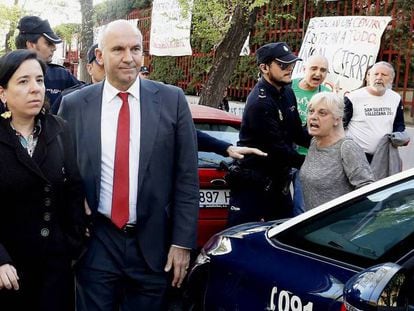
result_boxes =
[199,189,230,208]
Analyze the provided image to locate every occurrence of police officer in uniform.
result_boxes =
[15,16,82,112]
[52,43,105,114]
[227,42,311,226]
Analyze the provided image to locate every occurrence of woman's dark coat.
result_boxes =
[0,113,86,267]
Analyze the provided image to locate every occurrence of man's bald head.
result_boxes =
[299,54,329,91]
[96,19,143,91]
[98,20,142,50]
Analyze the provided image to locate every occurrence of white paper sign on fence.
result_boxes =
[150,0,193,56]
[292,16,392,95]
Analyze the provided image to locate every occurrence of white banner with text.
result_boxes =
[292,16,392,95]
[150,0,193,56]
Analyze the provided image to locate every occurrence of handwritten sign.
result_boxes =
[292,16,392,95]
[150,0,193,56]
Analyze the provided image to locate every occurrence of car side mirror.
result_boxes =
[343,262,411,311]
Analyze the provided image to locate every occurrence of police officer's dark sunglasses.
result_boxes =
[272,58,295,71]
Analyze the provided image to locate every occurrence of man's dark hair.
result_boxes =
[15,33,41,49]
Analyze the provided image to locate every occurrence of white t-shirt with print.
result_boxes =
[345,87,401,154]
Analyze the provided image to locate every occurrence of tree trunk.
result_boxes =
[5,31,13,53]
[4,0,19,52]
[198,4,258,108]
[79,0,94,82]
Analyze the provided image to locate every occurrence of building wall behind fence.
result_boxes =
[129,0,413,119]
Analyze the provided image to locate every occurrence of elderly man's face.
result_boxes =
[302,56,328,90]
[96,21,142,91]
[369,64,394,93]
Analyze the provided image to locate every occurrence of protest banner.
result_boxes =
[292,16,392,95]
[150,0,193,56]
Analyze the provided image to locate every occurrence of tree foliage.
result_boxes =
[150,56,184,85]
[0,3,23,53]
[54,23,81,47]
[93,0,151,25]
[177,0,292,107]
[189,0,232,52]
[180,0,270,52]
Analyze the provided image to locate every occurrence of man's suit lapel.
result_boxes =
[82,84,103,197]
[138,80,161,197]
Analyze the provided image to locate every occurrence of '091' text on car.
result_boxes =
[186,168,414,310]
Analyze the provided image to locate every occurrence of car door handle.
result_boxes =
[211,179,226,186]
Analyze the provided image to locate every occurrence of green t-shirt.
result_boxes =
[291,78,331,155]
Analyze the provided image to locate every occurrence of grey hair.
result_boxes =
[308,91,344,119]
[371,61,395,80]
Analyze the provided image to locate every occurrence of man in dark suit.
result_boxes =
[58,20,199,310]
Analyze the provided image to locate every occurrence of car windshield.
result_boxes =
[195,123,239,168]
[276,178,414,266]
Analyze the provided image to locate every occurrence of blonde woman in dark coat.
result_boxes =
[0,50,86,311]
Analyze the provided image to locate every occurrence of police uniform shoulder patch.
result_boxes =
[258,88,266,99]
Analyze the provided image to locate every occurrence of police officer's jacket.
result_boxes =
[50,82,88,114]
[238,78,310,178]
[46,63,82,109]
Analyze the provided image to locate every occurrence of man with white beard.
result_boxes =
[343,61,406,163]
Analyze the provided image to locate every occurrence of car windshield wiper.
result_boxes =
[328,241,344,249]
[328,240,377,258]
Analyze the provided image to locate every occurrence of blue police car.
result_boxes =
[186,168,414,310]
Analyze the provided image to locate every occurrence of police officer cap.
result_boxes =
[18,16,62,44]
[87,43,98,64]
[256,42,301,65]
[139,66,149,74]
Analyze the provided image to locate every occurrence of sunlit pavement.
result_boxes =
[400,127,414,171]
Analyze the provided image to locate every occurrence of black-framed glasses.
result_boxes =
[272,59,295,71]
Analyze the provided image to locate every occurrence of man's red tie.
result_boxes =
[111,92,130,228]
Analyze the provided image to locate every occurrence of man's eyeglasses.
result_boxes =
[272,59,295,71]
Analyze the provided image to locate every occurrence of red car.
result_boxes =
[189,104,241,247]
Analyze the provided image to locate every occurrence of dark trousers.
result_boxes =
[0,256,74,311]
[227,184,293,227]
[75,216,168,311]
